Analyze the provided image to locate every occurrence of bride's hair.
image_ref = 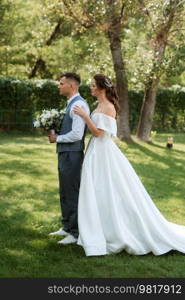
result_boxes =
[93,73,120,115]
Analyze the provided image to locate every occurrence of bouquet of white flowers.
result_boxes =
[33,108,66,133]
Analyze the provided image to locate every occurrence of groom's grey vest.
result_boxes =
[57,95,87,153]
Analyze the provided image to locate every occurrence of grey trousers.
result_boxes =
[58,151,84,238]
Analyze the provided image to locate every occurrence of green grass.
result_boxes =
[0,131,185,278]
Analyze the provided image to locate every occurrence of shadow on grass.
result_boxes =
[149,141,185,155]
[0,131,47,146]
[154,133,185,144]
[0,138,48,147]
[119,141,185,203]
[0,161,46,178]
[127,140,185,171]
[0,133,185,277]
[0,208,184,278]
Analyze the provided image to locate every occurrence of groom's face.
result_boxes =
[58,77,71,97]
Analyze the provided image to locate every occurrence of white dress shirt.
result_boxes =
[56,93,90,143]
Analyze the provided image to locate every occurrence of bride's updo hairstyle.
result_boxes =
[93,73,120,115]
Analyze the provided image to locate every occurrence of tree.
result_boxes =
[60,0,132,141]
[0,0,15,75]
[1,0,185,138]
[136,0,185,141]
[104,0,132,141]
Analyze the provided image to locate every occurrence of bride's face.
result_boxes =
[90,79,101,97]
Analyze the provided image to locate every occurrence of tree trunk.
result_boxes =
[136,84,157,141]
[105,0,132,142]
[108,32,132,141]
[137,2,176,141]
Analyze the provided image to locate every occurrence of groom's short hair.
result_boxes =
[60,72,81,85]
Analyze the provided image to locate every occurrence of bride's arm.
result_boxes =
[73,106,103,137]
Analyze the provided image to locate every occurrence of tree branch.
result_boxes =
[169,28,185,33]
[138,0,155,31]
[45,19,62,46]
[28,58,52,79]
[63,0,95,29]
[175,0,185,8]
[120,1,125,21]
[28,19,62,78]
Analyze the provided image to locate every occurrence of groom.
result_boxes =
[48,72,90,244]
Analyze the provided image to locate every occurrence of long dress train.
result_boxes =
[77,112,185,256]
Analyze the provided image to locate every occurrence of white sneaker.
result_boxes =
[49,228,68,236]
[58,234,77,244]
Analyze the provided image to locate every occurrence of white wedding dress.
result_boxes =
[77,112,185,256]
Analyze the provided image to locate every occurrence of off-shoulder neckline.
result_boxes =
[91,112,116,121]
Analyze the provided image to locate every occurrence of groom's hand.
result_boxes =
[48,134,57,143]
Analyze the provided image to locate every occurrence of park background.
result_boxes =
[0,0,185,277]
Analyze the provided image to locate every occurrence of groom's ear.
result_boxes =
[71,81,77,88]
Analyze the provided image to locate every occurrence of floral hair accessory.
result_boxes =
[104,78,113,88]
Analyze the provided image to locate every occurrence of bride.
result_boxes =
[73,73,185,257]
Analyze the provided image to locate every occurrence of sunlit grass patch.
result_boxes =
[0,131,185,278]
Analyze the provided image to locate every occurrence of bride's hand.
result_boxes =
[73,105,87,118]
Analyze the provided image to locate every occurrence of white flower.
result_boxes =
[41,119,46,126]
[51,109,59,117]
[61,108,66,114]
[33,120,40,128]
[33,108,63,131]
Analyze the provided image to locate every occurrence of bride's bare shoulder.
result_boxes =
[102,104,116,118]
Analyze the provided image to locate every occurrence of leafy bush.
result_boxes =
[0,77,33,110]
[0,76,185,131]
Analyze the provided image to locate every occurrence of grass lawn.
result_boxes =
[0,131,185,278]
